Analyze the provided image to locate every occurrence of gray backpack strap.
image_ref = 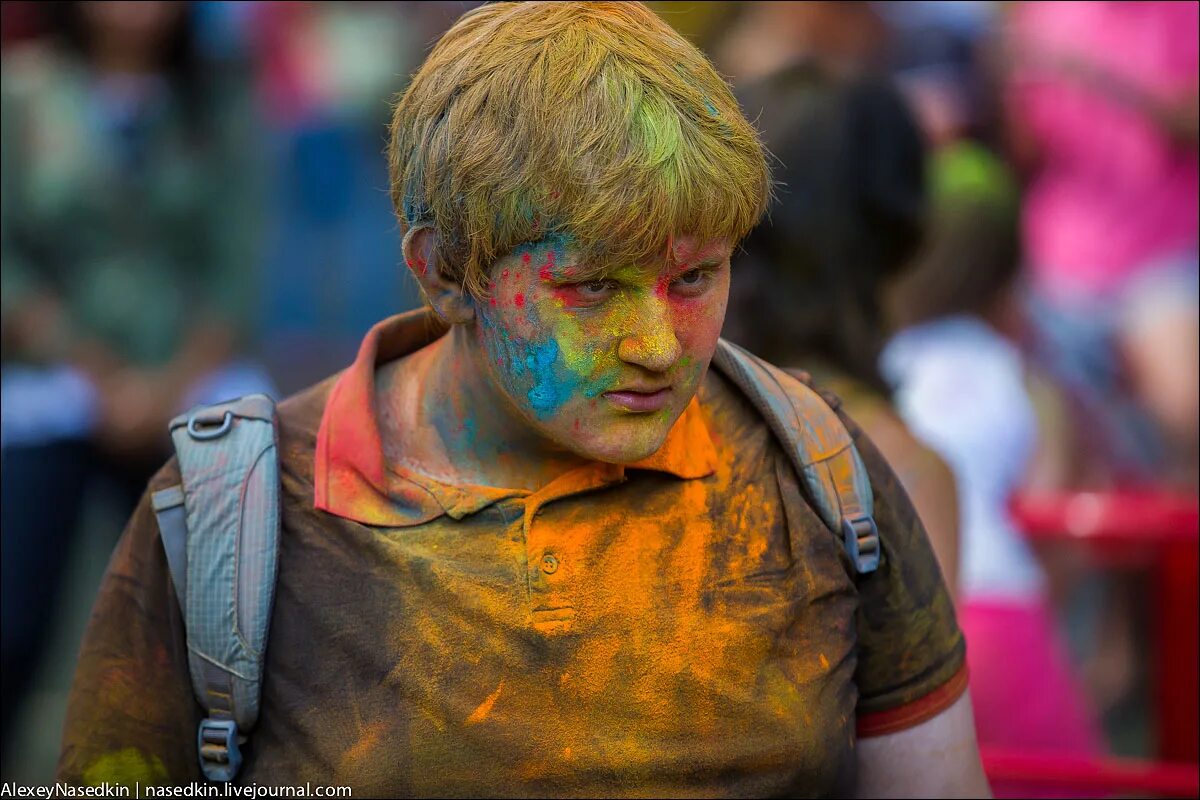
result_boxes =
[712,339,881,574]
[151,485,189,612]
[152,394,281,782]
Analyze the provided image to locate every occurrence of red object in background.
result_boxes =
[1003,490,1200,795]
[981,749,1200,798]
[1013,490,1199,547]
[1156,535,1199,764]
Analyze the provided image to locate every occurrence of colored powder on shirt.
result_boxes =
[83,748,168,787]
[466,681,505,725]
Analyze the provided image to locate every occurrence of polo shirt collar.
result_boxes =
[314,309,718,528]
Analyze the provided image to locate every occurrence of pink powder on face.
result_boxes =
[538,251,556,282]
[514,294,526,308]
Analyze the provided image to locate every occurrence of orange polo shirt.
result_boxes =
[60,310,966,797]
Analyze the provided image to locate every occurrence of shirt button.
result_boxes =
[541,554,559,574]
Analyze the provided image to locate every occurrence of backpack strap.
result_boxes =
[150,394,281,782]
[711,339,881,574]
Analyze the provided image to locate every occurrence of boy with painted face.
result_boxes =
[59,4,989,796]
[390,231,734,488]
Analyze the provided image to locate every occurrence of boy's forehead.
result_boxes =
[668,235,731,265]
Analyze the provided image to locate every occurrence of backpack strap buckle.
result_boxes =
[187,409,234,441]
[197,718,242,782]
[842,515,881,574]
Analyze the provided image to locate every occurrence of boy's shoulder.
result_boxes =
[275,372,341,453]
[699,349,854,443]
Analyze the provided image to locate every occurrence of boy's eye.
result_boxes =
[669,268,714,297]
[575,279,619,299]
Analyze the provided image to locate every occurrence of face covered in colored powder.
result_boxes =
[469,234,732,464]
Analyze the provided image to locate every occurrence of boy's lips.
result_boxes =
[602,387,672,412]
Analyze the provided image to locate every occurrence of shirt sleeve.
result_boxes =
[833,399,968,737]
[56,460,203,787]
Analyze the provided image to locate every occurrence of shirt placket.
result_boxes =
[522,463,624,634]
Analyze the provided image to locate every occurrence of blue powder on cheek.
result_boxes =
[525,339,578,418]
[483,320,579,421]
[504,334,525,378]
[481,294,613,421]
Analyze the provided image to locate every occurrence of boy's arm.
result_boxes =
[806,385,984,795]
[57,468,202,786]
[856,691,991,798]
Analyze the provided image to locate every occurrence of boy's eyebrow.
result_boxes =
[675,256,729,272]
[537,258,607,282]
[535,252,729,282]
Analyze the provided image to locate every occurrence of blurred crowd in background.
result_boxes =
[1,0,1197,792]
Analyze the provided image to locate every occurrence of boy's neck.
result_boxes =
[377,324,591,493]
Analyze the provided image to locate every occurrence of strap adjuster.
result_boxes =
[197,718,241,782]
[842,515,880,574]
[187,409,234,441]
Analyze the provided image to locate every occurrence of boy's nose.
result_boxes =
[617,304,682,372]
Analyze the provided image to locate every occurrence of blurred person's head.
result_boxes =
[49,1,189,73]
[726,62,926,395]
[897,67,973,148]
[385,1,770,465]
[881,1,1000,147]
[79,1,184,59]
[795,1,888,77]
[41,0,205,121]
[886,141,1021,333]
[39,1,212,138]
[717,1,889,84]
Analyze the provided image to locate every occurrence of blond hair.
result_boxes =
[388,1,770,297]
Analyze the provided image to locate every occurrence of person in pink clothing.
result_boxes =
[1004,0,1199,487]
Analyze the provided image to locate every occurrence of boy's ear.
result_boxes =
[402,224,475,325]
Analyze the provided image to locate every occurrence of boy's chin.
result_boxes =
[569,420,674,466]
